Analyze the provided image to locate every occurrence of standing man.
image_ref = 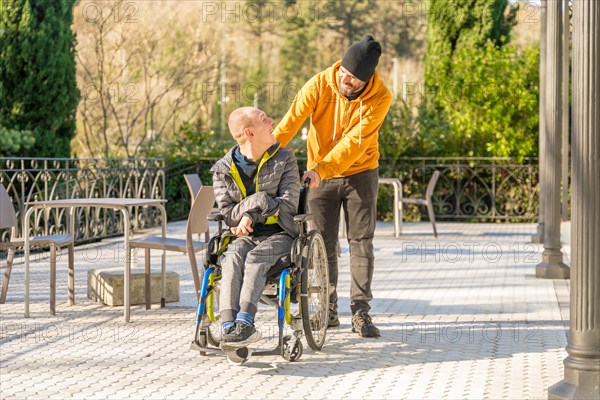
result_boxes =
[273,35,392,338]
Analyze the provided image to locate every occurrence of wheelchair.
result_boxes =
[190,182,329,364]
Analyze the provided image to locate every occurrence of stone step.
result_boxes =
[87,268,180,306]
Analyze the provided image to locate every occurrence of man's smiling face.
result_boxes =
[338,66,368,97]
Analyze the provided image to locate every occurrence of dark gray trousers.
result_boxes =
[219,232,294,322]
[308,168,378,314]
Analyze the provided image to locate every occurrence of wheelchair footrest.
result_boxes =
[252,346,282,357]
[190,341,223,356]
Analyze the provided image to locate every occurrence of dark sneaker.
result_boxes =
[222,322,261,348]
[221,323,235,336]
[351,311,380,338]
[327,309,340,328]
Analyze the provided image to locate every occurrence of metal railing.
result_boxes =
[0,156,539,245]
[166,157,540,223]
[0,158,165,243]
[378,157,539,222]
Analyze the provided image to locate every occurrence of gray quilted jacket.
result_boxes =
[210,143,301,237]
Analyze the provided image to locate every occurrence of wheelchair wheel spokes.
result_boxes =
[301,231,329,351]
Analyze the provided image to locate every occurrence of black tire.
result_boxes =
[195,327,208,356]
[300,231,329,350]
[226,347,251,365]
[282,335,303,362]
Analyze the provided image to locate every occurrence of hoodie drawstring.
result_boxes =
[359,100,363,147]
[332,93,340,142]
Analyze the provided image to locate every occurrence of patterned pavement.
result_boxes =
[0,222,569,399]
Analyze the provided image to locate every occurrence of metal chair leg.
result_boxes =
[68,244,75,305]
[188,251,202,300]
[426,202,438,238]
[145,248,151,310]
[50,244,57,315]
[0,246,15,304]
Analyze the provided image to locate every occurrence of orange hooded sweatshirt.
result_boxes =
[274,60,392,180]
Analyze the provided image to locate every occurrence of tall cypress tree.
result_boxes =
[0,0,79,158]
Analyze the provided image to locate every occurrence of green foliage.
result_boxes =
[424,0,517,82]
[420,42,539,160]
[377,99,419,221]
[280,2,320,85]
[420,0,537,160]
[0,126,35,156]
[378,99,419,162]
[323,0,376,48]
[0,0,79,157]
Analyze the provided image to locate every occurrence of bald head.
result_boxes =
[228,107,259,143]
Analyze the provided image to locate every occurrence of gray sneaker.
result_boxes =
[222,322,261,348]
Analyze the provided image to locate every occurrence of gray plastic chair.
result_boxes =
[184,174,202,202]
[0,184,75,313]
[400,171,441,237]
[128,185,215,306]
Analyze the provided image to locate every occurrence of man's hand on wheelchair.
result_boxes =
[302,169,321,189]
[231,215,254,236]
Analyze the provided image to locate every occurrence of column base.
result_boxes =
[548,372,600,400]
[536,251,570,279]
[536,261,570,279]
[532,223,545,244]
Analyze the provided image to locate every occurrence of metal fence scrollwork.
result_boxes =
[378,157,539,222]
[0,158,165,244]
[167,157,540,223]
[1,156,539,246]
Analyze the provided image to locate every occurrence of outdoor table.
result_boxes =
[23,198,167,322]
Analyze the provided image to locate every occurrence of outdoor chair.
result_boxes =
[184,174,202,202]
[400,170,441,237]
[127,185,215,306]
[0,184,75,314]
[184,173,215,239]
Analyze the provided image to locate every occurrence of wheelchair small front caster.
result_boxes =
[282,335,303,362]
[225,347,251,365]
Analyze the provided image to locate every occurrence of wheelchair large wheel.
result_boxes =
[300,231,329,350]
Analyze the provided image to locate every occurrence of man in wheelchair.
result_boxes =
[210,106,301,348]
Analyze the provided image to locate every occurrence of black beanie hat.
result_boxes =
[341,35,382,82]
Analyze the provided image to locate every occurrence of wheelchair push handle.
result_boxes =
[295,178,313,224]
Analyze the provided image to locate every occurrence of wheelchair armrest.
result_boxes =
[208,212,224,222]
[294,213,313,223]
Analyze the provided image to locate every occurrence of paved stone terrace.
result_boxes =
[0,222,569,399]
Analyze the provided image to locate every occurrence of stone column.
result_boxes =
[532,0,547,244]
[536,0,569,279]
[549,1,600,398]
[561,0,570,221]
